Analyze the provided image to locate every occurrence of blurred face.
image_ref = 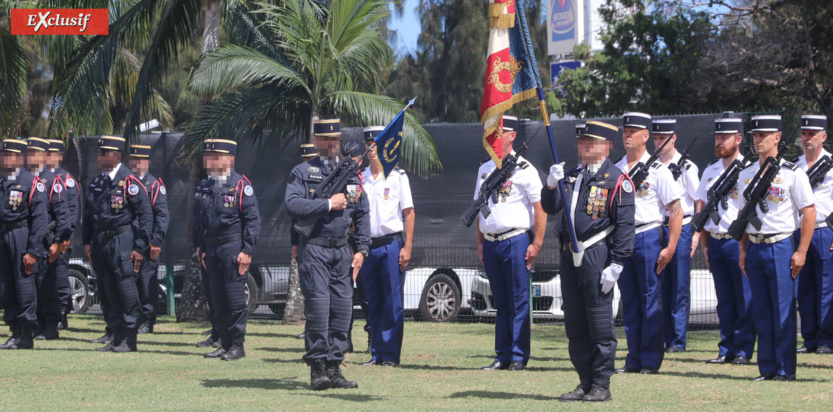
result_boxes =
[97,150,121,171]
[2,152,25,173]
[752,131,780,157]
[26,148,47,171]
[46,152,62,168]
[714,133,742,159]
[203,152,234,176]
[577,137,611,165]
[129,157,150,174]
[622,127,649,151]
[800,129,827,154]
[652,134,676,156]
[365,140,378,161]
[501,131,517,158]
[314,135,341,160]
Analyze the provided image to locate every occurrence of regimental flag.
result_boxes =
[481,0,541,168]
[374,98,416,178]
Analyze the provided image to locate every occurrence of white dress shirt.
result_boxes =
[794,149,833,223]
[474,153,542,234]
[615,152,682,226]
[361,167,414,238]
[695,155,745,234]
[661,151,699,217]
[734,159,815,234]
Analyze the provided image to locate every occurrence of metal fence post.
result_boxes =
[167,265,176,317]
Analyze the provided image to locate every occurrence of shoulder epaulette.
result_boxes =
[707,158,720,167]
[650,162,663,169]
[782,161,798,171]
[480,157,492,166]
[741,162,756,171]
[790,156,801,163]
[518,161,529,169]
[565,167,582,177]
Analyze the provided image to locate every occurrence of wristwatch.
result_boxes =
[358,249,369,257]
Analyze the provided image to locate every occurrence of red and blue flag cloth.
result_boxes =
[374,98,416,178]
[481,0,541,168]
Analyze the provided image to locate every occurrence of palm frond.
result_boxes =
[0,27,28,135]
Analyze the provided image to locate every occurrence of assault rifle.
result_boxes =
[293,142,375,238]
[668,136,699,181]
[461,144,529,227]
[806,154,832,189]
[628,133,674,189]
[690,156,750,232]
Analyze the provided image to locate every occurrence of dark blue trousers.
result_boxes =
[90,231,142,342]
[796,227,833,350]
[54,252,72,313]
[200,262,219,341]
[661,223,692,349]
[619,228,664,369]
[36,251,63,327]
[137,254,160,326]
[708,237,755,359]
[746,238,796,377]
[204,240,248,347]
[361,239,406,364]
[483,233,530,364]
[0,227,38,330]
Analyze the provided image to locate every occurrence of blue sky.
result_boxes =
[388,0,420,55]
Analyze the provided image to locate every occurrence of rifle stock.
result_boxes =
[461,146,528,227]
[690,158,745,232]
[628,133,674,188]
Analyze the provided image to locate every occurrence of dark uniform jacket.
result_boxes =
[55,167,80,233]
[285,156,371,252]
[0,170,49,256]
[541,158,635,266]
[81,164,153,254]
[193,171,260,255]
[135,172,169,249]
[38,168,72,247]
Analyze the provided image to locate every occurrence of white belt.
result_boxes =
[570,226,615,267]
[748,233,791,244]
[708,232,733,240]
[662,216,692,226]
[635,222,662,235]
[816,222,829,230]
[483,228,527,242]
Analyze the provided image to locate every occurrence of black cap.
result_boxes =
[622,112,651,129]
[750,115,781,133]
[363,126,385,141]
[203,139,237,155]
[129,145,151,158]
[99,135,125,152]
[501,115,518,132]
[715,118,743,134]
[48,139,64,152]
[314,119,341,136]
[581,121,618,141]
[342,141,363,158]
[300,143,318,158]
[575,124,586,138]
[651,119,676,135]
[801,115,827,131]
[1,139,27,153]
[26,137,50,152]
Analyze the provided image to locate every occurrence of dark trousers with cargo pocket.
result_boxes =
[36,252,63,328]
[54,252,73,314]
[299,243,352,365]
[205,240,247,348]
[90,230,142,344]
[560,243,617,387]
[137,255,160,327]
[0,227,38,332]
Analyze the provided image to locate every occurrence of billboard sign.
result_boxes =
[548,0,578,56]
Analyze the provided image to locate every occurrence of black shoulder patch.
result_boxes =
[782,161,798,171]
[707,158,720,167]
[480,157,492,166]
[790,156,801,163]
[518,161,529,169]
[651,162,663,169]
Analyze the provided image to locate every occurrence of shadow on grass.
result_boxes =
[263,358,305,365]
[203,378,307,390]
[658,370,828,382]
[447,391,558,401]
[258,346,305,353]
[246,332,302,339]
[316,393,385,402]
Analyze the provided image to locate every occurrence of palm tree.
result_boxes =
[185,0,441,176]
[0,1,29,136]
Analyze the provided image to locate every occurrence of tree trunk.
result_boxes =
[177,1,220,321]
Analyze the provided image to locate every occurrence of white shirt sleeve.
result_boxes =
[791,168,816,210]
[523,167,543,203]
[695,170,709,202]
[685,163,700,201]
[474,168,483,201]
[399,172,414,210]
[655,166,682,206]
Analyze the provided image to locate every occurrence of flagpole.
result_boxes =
[515,1,579,254]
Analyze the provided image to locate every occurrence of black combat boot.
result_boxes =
[582,384,612,402]
[11,328,35,349]
[559,384,590,401]
[137,322,153,334]
[0,327,21,350]
[310,359,331,391]
[35,323,60,340]
[112,333,138,353]
[204,347,227,359]
[221,342,246,361]
[58,311,69,330]
[196,337,217,348]
[326,361,358,389]
[91,332,113,344]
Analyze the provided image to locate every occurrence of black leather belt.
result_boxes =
[204,233,242,246]
[98,224,131,239]
[0,220,26,232]
[304,237,348,248]
[370,232,402,249]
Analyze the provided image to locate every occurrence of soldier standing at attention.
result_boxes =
[653,119,701,353]
[543,121,635,402]
[195,139,260,361]
[358,126,415,367]
[27,138,70,341]
[614,112,683,374]
[697,118,755,365]
[792,114,833,355]
[736,115,816,381]
[82,136,153,352]
[46,139,80,330]
[286,119,370,390]
[128,145,169,334]
[476,115,546,372]
[0,139,48,350]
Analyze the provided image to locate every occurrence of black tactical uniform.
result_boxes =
[194,139,260,361]
[130,145,169,333]
[82,136,153,352]
[29,138,71,340]
[285,119,370,390]
[541,121,635,401]
[51,139,81,328]
[0,139,49,350]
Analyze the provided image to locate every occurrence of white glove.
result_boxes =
[547,162,565,187]
[600,263,623,294]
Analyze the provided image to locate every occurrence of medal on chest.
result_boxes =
[499,180,513,202]
[111,195,124,212]
[766,186,785,203]
[8,190,23,211]
[346,184,362,203]
[637,181,650,198]
[384,187,390,200]
[586,186,609,219]
[223,194,234,208]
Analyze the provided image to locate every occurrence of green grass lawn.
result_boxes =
[1,315,830,410]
